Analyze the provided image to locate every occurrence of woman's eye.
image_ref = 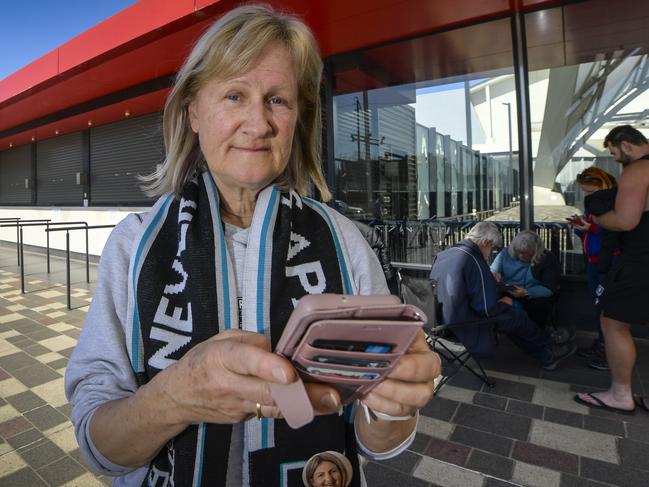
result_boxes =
[226,94,240,102]
[269,96,286,105]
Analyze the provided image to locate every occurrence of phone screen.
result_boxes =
[311,339,394,353]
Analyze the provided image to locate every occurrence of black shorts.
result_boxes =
[599,260,649,324]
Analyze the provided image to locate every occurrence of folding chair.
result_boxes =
[397,270,499,394]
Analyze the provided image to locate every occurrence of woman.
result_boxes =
[570,167,619,370]
[303,451,353,487]
[64,5,439,487]
[490,230,560,329]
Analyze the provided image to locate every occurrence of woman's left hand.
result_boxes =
[360,330,439,417]
[510,286,528,299]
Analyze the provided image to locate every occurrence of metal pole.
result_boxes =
[85,225,90,283]
[20,227,25,294]
[46,222,50,273]
[66,231,71,310]
[503,102,513,205]
[15,222,21,266]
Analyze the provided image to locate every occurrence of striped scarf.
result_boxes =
[125,170,362,487]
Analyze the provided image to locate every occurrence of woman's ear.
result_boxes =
[188,101,199,134]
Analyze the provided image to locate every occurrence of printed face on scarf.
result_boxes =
[311,460,342,487]
[189,43,298,195]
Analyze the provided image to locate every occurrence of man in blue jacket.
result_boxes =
[430,222,575,370]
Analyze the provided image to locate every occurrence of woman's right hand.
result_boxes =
[151,329,341,426]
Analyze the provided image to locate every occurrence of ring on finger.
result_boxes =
[256,402,263,420]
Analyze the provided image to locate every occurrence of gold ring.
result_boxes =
[256,403,263,420]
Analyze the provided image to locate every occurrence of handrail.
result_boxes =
[46,224,116,309]
[0,219,50,266]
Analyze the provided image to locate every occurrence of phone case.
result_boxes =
[270,294,426,429]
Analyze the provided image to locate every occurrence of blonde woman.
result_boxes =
[65,5,438,486]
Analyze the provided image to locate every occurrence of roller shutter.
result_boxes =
[36,133,83,206]
[0,145,32,205]
[89,113,163,205]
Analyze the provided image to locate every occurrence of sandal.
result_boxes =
[574,393,636,415]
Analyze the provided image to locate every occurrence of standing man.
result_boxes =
[575,125,649,414]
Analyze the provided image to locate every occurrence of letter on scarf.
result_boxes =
[286,262,326,294]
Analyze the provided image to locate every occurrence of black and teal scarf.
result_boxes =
[125,170,361,487]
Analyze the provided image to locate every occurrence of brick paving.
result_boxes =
[1,244,649,486]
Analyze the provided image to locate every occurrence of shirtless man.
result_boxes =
[575,125,649,414]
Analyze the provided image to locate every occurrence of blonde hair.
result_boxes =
[141,4,330,200]
[303,451,352,487]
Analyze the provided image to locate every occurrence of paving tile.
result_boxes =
[22,343,53,357]
[484,376,535,402]
[45,358,68,370]
[543,407,583,428]
[56,404,73,419]
[37,456,87,487]
[0,403,21,422]
[447,367,487,391]
[423,436,470,467]
[416,415,453,440]
[7,428,45,450]
[559,474,611,487]
[11,363,61,388]
[379,450,420,474]
[0,367,11,380]
[28,328,62,342]
[0,351,40,372]
[0,467,48,487]
[0,377,28,396]
[484,479,521,487]
[57,347,76,359]
[580,457,648,487]
[512,441,578,474]
[0,450,29,477]
[582,415,625,437]
[454,403,531,441]
[5,334,31,346]
[512,461,561,487]
[507,399,544,419]
[626,421,649,444]
[0,415,32,438]
[618,437,649,471]
[61,329,81,340]
[421,396,458,422]
[10,320,44,334]
[465,449,513,479]
[0,312,22,323]
[530,420,617,463]
[410,433,432,454]
[48,426,79,453]
[473,392,507,411]
[5,390,47,413]
[31,378,69,409]
[533,383,589,414]
[413,456,484,487]
[23,405,68,432]
[37,336,77,352]
[366,461,431,487]
[450,425,513,457]
[18,438,66,470]
[60,472,107,487]
[436,384,476,404]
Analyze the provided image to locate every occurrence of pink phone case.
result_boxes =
[270,294,426,429]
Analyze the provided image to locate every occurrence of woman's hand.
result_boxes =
[510,286,528,299]
[359,330,439,418]
[153,329,340,426]
[492,271,502,282]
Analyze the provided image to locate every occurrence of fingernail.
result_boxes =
[320,393,339,411]
[272,367,288,384]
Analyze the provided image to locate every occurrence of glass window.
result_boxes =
[329,18,520,229]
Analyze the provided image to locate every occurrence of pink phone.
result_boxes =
[270,294,426,429]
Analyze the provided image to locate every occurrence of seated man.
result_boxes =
[429,222,575,370]
[490,230,559,328]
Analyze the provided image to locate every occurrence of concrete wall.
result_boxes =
[0,206,150,257]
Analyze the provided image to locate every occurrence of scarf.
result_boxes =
[125,170,362,487]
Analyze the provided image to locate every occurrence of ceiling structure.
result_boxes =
[0,0,559,151]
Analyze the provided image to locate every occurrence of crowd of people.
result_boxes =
[62,4,649,486]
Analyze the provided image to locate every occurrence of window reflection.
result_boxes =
[330,18,520,224]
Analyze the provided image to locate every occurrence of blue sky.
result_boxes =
[0,0,137,81]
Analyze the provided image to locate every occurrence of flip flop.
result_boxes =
[574,393,636,415]
[633,395,649,412]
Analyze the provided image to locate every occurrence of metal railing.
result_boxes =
[373,219,578,274]
[0,219,51,266]
[46,224,116,309]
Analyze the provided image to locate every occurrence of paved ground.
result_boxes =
[1,243,649,486]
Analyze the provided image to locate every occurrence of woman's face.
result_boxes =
[189,43,298,196]
[517,250,534,263]
[312,460,342,487]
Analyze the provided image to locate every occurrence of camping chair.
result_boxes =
[396,269,499,394]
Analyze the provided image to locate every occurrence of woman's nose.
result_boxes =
[243,100,273,136]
